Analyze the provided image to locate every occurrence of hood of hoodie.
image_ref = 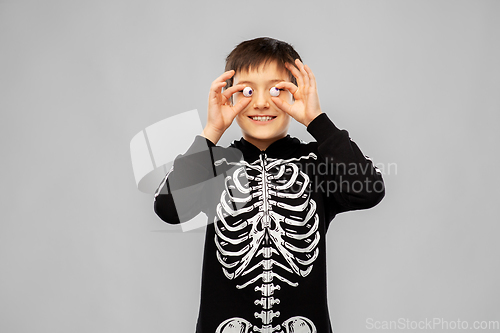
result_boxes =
[229,134,304,162]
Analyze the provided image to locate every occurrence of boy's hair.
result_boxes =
[224,37,302,104]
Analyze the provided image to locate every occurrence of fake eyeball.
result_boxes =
[242,86,253,97]
[269,87,280,97]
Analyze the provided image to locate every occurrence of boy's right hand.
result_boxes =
[201,70,251,144]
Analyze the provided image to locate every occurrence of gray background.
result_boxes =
[1,0,499,332]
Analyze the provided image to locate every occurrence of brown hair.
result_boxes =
[223,37,302,104]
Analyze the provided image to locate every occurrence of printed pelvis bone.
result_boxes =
[216,316,317,333]
[214,154,320,287]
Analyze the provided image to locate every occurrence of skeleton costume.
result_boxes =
[154,113,385,333]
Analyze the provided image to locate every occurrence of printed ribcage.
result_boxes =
[213,154,320,288]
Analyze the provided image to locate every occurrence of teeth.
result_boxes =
[251,116,274,121]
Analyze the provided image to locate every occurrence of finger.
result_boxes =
[221,83,247,101]
[209,81,227,102]
[221,83,249,106]
[274,81,299,96]
[304,64,316,90]
[295,59,310,88]
[210,70,235,97]
[286,60,305,89]
[230,95,252,116]
[271,96,294,118]
[214,69,235,83]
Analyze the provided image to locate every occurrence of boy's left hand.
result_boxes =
[272,59,323,127]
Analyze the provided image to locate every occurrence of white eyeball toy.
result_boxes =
[269,87,280,97]
[242,87,253,97]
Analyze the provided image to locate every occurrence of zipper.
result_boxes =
[260,153,271,229]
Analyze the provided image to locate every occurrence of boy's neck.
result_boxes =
[242,133,287,151]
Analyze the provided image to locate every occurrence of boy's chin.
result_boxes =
[243,129,287,142]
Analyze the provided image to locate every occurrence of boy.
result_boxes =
[154,37,385,333]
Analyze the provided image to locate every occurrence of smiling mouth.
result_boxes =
[248,115,277,122]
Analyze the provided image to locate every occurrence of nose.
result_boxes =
[252,89,270,109]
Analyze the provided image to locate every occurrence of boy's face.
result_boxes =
[232,61,294,150]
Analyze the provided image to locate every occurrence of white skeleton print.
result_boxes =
[152,114,386,333]
[214,153,319,333]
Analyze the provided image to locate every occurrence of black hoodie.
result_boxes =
[154,113,385,333]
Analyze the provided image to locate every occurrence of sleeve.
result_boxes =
[153,135,217,224]
[306,113,385,217]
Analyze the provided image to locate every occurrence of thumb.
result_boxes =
[271,97,294,117]
[230,97,252,118]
